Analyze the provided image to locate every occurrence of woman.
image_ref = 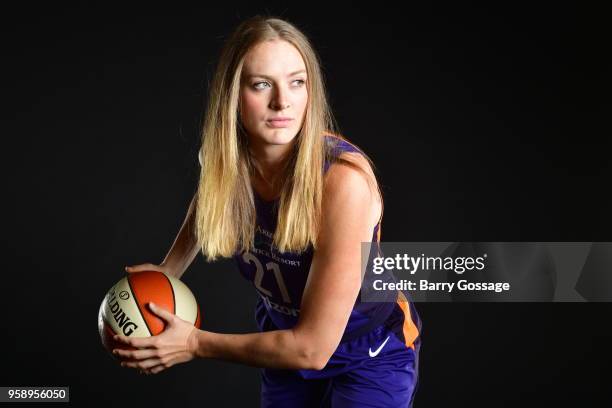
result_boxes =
[114,15,422,407]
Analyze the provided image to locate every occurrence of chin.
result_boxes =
[261,128,298,145]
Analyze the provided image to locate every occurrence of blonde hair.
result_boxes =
[195,15,342,260]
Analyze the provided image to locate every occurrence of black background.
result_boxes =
[2,3,610,407]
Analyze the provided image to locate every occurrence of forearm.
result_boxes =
[162,195,200,279]
[191,328,324,371]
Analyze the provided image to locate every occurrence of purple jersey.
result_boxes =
[234,135,421,352]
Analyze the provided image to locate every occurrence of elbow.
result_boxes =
[290,329,336,371]
[310,355,331,371]
[298,345,333,371]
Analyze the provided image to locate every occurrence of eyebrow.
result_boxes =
[245,69,307,80]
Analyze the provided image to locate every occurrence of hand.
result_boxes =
[125,263,173,276]
[112,302,200,375]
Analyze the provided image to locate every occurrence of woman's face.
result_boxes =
[240,39,308,149]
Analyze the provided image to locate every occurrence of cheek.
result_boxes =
[241,92,264,123]
[297,90,308,116]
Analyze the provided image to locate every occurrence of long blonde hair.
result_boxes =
[195,16,339,260]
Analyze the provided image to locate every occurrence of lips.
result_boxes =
[266,118,293,128]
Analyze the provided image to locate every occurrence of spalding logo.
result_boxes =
[106,288,139,336]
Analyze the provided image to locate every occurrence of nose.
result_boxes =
[270,86,290,111]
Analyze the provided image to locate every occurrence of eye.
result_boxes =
[253,81,271,90]
[292,79,306,87]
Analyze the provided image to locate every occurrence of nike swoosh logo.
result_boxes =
[368,335,391,357]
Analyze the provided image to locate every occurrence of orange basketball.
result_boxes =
[97,271,201,356]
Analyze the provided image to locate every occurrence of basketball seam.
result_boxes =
[163,273,176,315]
[126,275,153,337]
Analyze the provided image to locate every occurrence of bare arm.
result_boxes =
[160,194,200,279]
[126,194,200,280]
[194,329,317,370]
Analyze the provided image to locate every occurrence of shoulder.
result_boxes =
[323,151,382,229]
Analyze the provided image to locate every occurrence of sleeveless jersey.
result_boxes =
[233,134,421,347]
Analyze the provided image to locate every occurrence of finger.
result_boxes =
[144,359,176,375]
[114,334,156,349]
[113,347,158,360]
[139,366,161,375]
[121,357,163,370]
[123,351,186,370]
[134,351,191,374]
[148,302,175,323]
[125,264,158,273]
[149,365,166,374]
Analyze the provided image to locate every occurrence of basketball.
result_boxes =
[98,271,201,355]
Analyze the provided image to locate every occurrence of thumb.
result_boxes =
[148,302,174,323]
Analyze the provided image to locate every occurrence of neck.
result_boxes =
[248,140,295,181]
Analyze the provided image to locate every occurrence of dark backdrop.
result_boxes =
[3,3,610,407]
